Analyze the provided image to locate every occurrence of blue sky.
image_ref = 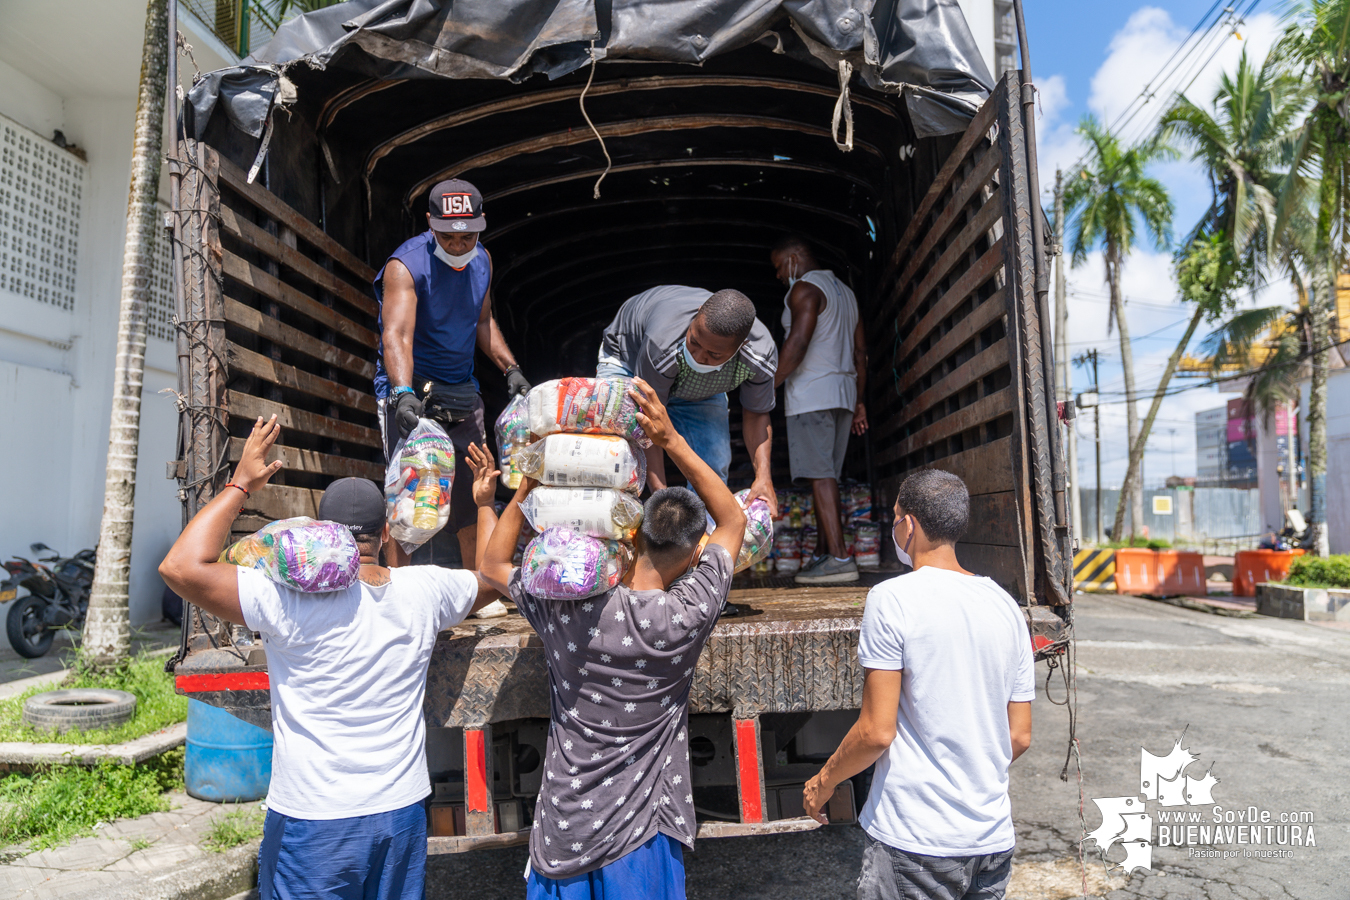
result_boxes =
[1013,0,1294,489]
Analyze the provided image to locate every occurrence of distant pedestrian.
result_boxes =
[802,469,1034,900]
[474,378,746,900]
[770,236,867,585]
[159,416,502,900]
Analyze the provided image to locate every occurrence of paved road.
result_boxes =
[426,594,1350,899]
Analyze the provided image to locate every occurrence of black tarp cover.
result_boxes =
[187,0,994,145]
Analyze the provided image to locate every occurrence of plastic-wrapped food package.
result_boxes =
[221,517,360,593]
[495,394,530,489]
[385,418,455,553]
[526,378,651,448]
[520,527,634,600]
[732,489,774,573]
[520,486,643,541]
[773,528,801,574]
[516,434,646,493]
[855,524,881,568]
[849,484,874,523]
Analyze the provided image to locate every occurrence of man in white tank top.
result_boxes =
[770,236,868,584]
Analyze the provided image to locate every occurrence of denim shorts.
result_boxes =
[857,833,1014,900]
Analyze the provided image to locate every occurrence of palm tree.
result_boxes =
[1115,50,1309,532]
[82,0,169,668]
[1064,116,1174,541]
[1272,0,1350,557]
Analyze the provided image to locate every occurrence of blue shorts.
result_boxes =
[526,832,686,900]
[258,801,427,900]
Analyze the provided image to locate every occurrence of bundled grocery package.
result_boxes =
[495,394,530,489]
[526,377,651,448]
[854,524,881,568]
[520,526,634,600]
[733,490,774,573]
[773,528,802,574]
[385,418,455,553]
[520,486,643,542]
[846,483,874,524]
[515,434,646,493]
[222,517,360,593]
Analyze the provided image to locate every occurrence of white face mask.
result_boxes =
[433,240,478,270]
[786,258,800,289]
[892,516,914,568]
[681,339,725,374]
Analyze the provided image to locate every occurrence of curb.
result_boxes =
[0,721,188,771]
[56,838,259,900]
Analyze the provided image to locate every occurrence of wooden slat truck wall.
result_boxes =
[867,75,1070,608]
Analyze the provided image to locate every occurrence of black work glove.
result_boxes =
[392,391,423,438]
[506,366,531,397]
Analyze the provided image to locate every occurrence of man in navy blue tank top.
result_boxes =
[374,178,530,569]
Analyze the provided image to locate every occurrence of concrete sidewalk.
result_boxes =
[0,793,260,900]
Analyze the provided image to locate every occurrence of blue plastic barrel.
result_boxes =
[185,699,273,802]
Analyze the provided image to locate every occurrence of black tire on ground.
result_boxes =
[6,595,55,659]
[22,689,137,733]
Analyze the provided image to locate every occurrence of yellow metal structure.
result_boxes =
[1073,548,1116,592]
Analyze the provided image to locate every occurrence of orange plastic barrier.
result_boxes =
[1114,549,1207,596]
[1233,549,1306,597]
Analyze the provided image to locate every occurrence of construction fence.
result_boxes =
[1078,487,1266,551]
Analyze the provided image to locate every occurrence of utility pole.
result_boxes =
[1075,350,1102,542]
[1053,169,1082,542]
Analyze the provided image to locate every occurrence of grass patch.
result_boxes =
[0,652,187,745]
[1099,536,1173,550]
[0,747,184,850]
[1283,555,1350,589]
[204,808,264,852]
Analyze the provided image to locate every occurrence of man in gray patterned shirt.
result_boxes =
[478,378,745,899]
[597,285,778,515]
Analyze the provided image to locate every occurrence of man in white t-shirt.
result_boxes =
[802,469,1034,900]
[159,415,500,900]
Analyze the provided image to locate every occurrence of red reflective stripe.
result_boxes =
[465,729,489,813]
[1031,635,1053,651]
[734,718,763,824]
[175,672,269,692]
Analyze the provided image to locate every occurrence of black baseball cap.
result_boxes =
[428,179,486,233]
[319,478,386,536]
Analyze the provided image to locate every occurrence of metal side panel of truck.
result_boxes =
[168,29,1071,850]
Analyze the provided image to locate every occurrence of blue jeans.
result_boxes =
[526,832,686,900]
[257,801,427,900]
[597,359,731,482]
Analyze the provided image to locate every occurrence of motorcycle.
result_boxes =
[2,543,96,658]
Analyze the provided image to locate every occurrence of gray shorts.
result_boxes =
[786,407,852,481]
[857,834,1013,900]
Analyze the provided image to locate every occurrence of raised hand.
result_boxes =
[465,442,501,508]
[627,378,678,450]
[232,415,285,493]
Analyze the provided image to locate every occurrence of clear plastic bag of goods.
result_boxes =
[733,489,774,573]
[520,486,643,542]
[521,526,634,601]
[385,418,456,553]
[495,393,531,489]
[526,377,651,448]
[848,484,874,523]
[854,523,881,568]
[221,517,360,593]
[773,528,801,574]
[516,434,646,493]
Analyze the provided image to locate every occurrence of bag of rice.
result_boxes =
[520,526,634,601]
[221,517,360,593]
[385,418,455,553]
[515,434,646,493]
[519,486,643,542]
[495,393,531,489]
[526,377,651,448]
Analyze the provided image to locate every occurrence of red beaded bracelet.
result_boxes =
[225,483,250,497]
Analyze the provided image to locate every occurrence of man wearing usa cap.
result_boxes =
[374,178,529,566]
[159,415,505,900]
